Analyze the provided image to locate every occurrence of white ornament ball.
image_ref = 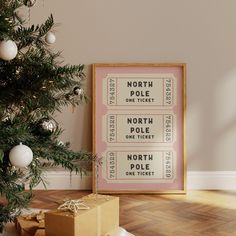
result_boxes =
[45,32,56,44]
[9,143,33,168]
[0,40,18,61]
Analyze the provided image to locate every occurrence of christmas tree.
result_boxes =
[0,0,93,232]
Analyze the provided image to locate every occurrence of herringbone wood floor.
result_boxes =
[30,190,236,236]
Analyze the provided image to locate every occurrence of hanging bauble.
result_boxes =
[9,143,33,168]
[40,118,58,133]
[73,86,83,96]
[23,0,37,7]
[45,32,56,44]
[0,40,18,61]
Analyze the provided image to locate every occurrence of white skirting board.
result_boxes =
[33,171,236,190]
[187,171,236,190]
[33,170,92,190]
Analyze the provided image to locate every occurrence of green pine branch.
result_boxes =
[0,0,94,232]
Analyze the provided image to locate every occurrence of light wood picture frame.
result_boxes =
[92,63,186,194]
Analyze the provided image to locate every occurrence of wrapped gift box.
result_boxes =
[34,229,45,236]
[45,206,98,236]
[103,227,120,236]
[45,194,119,236]
[81,194,119,236]
[15,216,39,236]
[15,211,45,236]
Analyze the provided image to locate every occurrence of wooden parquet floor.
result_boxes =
[30,190,236,236]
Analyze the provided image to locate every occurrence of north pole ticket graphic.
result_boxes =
[104,113,175,144]
[103,74,176,107]
[102,150,175,183]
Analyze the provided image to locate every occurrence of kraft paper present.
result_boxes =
[81,194,119,236]
[15,211,45,236]
[34,229,45,236]
[102,227,120,236]
[45,194,119,236]
[15,216,40,236]
[45,206,98,236]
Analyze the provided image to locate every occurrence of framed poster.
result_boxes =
[92,63,186,193]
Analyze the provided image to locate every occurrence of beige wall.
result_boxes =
[31,0,236,171]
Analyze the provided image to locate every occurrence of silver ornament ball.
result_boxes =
[41,118,57,132]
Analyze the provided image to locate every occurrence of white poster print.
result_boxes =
[116,151,163,179]
[105,113,175,144]
[104,150,175,183]
[94,63,186,192]
[103,74,176,107]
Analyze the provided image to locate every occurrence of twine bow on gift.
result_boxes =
[57,199,90,214]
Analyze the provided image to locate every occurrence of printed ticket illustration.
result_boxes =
[103,73,176,107]
[104,113,175,144]
[102,150,175,183]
